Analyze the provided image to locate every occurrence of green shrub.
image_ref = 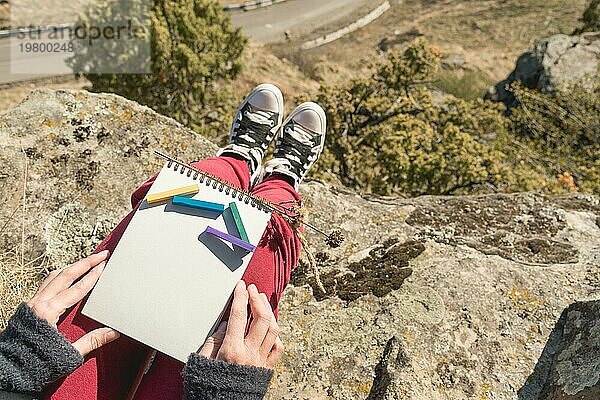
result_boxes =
[305,40,545,196]
[69,0,246,136]
[507,80,600,193]
[574,0,600,34]
[305,39,599,196]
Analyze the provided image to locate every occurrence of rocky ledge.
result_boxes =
[1,89,599,399]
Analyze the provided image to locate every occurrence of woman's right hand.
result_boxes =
[27,250,120,356]
[199,281,284,369]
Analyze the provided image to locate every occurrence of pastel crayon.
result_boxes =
[146,184,199,204]
[172,196,225,213]
[228,202,249,242]
[205,226,255,252]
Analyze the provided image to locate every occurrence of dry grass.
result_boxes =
[275,0,589,82]
[234,43,319,111]
[0,250,47,329]
[0,156,48,329]
[0,76,88,113]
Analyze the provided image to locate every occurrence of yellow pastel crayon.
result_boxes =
[146,184,199,204]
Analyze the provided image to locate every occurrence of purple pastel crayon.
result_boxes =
[205,226,256,252]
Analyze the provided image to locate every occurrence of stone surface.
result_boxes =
[269,184,599,400]
[0,2,8,29]
[0,88,217,265]
[486,32,600,108]
[522,300,600,400]
[1,89,600,399]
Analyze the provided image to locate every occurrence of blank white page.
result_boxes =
[82,161,272,362]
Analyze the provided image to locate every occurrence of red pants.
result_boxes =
[44,156,302,400]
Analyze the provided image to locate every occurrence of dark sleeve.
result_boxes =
[0,303,83,393]
[183,354,273,400]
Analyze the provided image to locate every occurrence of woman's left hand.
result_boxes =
[199,281,284,370]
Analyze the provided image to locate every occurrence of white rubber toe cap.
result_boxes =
[288,102,327,134]
[247,83,284,115]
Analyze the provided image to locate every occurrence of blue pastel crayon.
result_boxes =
[172,196,225,213]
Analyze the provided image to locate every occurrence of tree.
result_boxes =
[69,0,247,135]
[306,40,536,196]
[507,79,600,193]
[574,0,600,34]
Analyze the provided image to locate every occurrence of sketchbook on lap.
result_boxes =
[82,160,272,363]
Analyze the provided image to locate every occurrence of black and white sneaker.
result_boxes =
[217,83,284,185]
[262,102,327,190]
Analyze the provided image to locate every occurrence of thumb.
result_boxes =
[72,327,120,356]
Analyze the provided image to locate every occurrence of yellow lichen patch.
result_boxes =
[356,380,373,394]
[119,109,133,122]
[481,382,495,400]
[344,379,373,395]
[403,330,416,342]
[41,119,58,128]
[507,287,544,310]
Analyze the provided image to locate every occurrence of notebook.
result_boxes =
[82,158,272,363]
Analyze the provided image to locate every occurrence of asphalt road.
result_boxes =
[0,0,373,85]
[230,0,372,43]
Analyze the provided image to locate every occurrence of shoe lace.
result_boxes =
[277,123,319,170]
[233,107,276,139]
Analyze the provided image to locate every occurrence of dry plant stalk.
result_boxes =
[296,228,326,294]
[0,154,46,329]
[278,204,327,295]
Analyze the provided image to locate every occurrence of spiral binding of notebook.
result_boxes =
[154,150,345,249]
[155,150,297,217]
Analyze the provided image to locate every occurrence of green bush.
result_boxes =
[305,40,543,196]
[507,80,600,193]
[305,39,597,196]
[69,0,246,136]
[574,0,600,34]
[434,69,494,101]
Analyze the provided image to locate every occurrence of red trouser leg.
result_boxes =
[45,156,302,400]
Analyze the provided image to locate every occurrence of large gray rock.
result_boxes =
[486,32,600,108]
[267,187,599,399]
[520,300,600,399]
[1,90,599,399]
[0,88,217,265]
[539,300,600,399]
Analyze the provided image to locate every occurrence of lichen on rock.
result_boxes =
[45,203,117,268]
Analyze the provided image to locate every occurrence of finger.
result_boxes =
[245,285,273,348]
[259,294,279,356]
[72,327,120,356]
[37,267,63,292]
[29,267,63,303]
[266,337,284,369]
[259,292,273,313]
[40,251,109,301]
[55,261,106,309]
[199,321,227,359]
[223,281,249,344]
